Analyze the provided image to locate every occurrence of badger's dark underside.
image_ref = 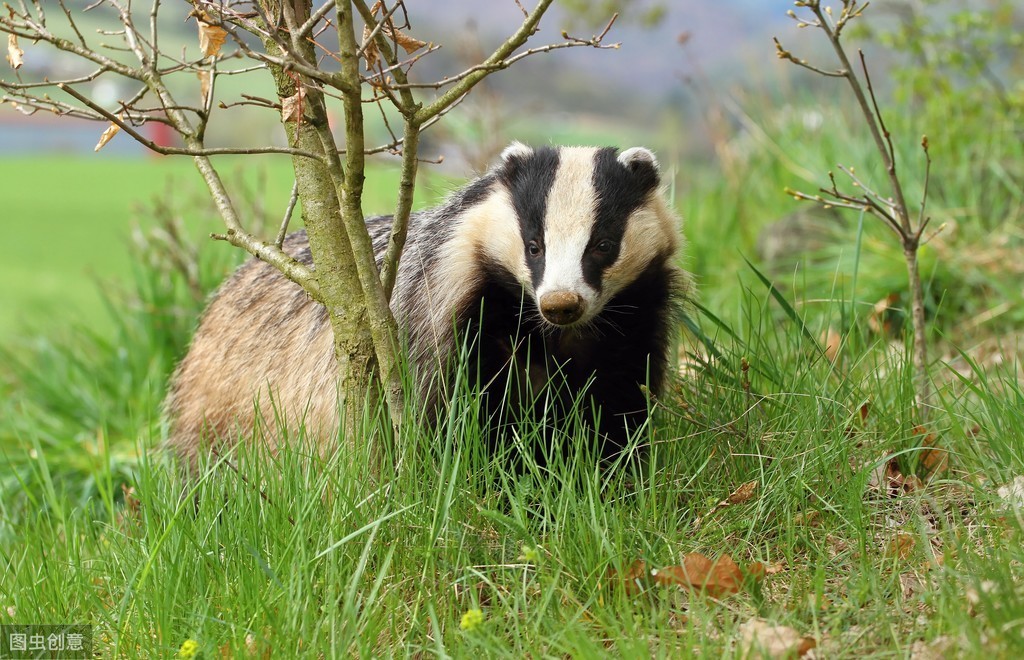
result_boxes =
[463,255,679,468]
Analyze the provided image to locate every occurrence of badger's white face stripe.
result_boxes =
[433,144,681,332]
[536,147,600,310]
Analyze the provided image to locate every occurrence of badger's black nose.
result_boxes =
[539,291,584,326]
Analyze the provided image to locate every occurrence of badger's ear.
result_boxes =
[499,141,533,163]
[618,146,660,172]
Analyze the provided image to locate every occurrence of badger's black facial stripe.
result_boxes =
[499,147,559,289]
[583,147,660,290]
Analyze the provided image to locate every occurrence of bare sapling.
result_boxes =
[774,0,935,411]
[0,0,620,435]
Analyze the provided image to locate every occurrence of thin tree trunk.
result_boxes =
[260,0,380,439]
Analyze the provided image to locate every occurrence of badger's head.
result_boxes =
[475,143,680,328]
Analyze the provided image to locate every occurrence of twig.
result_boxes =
[916,135,932,239]
[276,180,300,248]
[57,83,326,158]
[778,0,932,411]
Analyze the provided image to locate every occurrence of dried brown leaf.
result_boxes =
[197,69,213,106]
[652,553,755,598]
[604,559,648,596]
[821,326,841,362]
[392,30,427,54]
[281,87,307,124]
[361,23,381,70]
[94,116,123,152]
[6,33,24,70]
[360,0,426,70]
[198,19,227,58]
[914,425,948,478]
[727,480,760,505]
[867,456,922,497]
[997,476,1024,509]
[867,292,901,335]
[739,618,816,658]
[887,532,916,560]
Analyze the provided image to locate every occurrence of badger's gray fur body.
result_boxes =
[165,144,687,467]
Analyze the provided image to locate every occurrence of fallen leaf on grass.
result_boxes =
[910,636,955,660]
[603,559,648,597]
[996,476,1024,509]
[726,480,760,505]
[886,532,916,560]
[867,456,923,497]
[694,480,760,528]
[792,510,821,527]
[867,293,901,336]
[651,553,764,598]
[116,483,142,530]
[739,618,816,658]
[914,425,948,478]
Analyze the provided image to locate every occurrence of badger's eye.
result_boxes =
[527,240,542,257]
[594,239,615,254]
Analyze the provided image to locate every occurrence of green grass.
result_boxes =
[2,49,1024,658]
[0,156,451,341]
[0,156,287,338]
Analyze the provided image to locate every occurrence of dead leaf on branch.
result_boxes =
[281,87,307,124]
[197,70,213,106]
[6,33,24,70]
[94,115,123,152]
[739,618,816,659]
[360,0,427,71]
[392,30,427,55]
[197,15,227,58]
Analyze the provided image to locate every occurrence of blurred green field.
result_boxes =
[0,157,269,338]
[0,156,453,340]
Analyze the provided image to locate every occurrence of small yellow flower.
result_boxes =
[177,639,200,658]
[460,608,485,631]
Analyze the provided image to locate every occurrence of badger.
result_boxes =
[165,143,687,469]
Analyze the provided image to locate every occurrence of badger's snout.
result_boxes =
[539,290,585,326]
